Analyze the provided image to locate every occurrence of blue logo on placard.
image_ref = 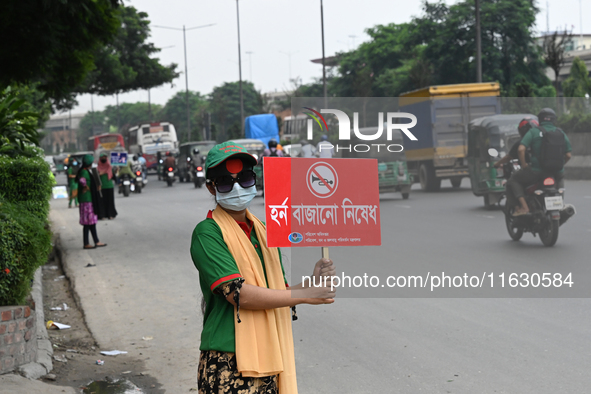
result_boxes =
[288,232,303,244]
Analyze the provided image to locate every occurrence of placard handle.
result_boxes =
[321,247,329,260]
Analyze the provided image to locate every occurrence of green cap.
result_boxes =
[99,151,108,157]
[205,141,257,178]
[83,154,94,167]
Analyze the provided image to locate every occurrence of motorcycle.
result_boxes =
[502,159,575,247]
[132,164,147,193]
[165,165,175,187]
[191,162,205,188]
[119,174,133,197]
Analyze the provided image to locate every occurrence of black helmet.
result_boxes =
[268,139,278,148]
[133,155,138,161]
[518,118,539,137]
[537,108,557,123]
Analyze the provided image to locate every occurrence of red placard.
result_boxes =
[264,157,381,247]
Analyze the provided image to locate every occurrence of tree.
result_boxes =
[0,0,121,108]
[329,0,550,97]
[208,82,263,141]
[159,91,209,143]
[103,102,162,132]
[79,6,179,96]
[0,88,41,157]
[543,30,574,94]
[562,57,591,98]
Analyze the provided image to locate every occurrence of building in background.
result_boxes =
[536,33,591,93]
[40,113,85,154]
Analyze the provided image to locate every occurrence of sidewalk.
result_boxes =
[0,373,76,394]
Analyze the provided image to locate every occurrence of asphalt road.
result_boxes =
[50,173,591,393]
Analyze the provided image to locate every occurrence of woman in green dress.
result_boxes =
[66,158,79,208]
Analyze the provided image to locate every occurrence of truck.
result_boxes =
[245,114,279,149]
[399,83,501,191]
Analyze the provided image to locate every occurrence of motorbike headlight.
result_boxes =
[558,188,565,194]
[534,190,543,195]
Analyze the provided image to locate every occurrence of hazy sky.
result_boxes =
[70,0,591,115]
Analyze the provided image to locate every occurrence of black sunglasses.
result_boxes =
[209,170,256,193]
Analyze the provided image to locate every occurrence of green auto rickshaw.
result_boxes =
[467,114,535,208]
[342,126,413,199]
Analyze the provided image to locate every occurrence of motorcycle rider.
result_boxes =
[494,118,537,170]
[262,139,283,159]
[162,151,176,178]
[316,134,334,158]
[137,153,147,181]
[299,139,317,158]
[506,108,572,216]
[117,157,136,193]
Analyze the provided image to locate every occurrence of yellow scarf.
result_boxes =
[212,208,298,394]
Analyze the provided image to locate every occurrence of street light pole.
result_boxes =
[236,0,245,135]
[320,0,327,108]
[183,25,191,141]
[153,24,215,142]
[475,0,482,83]
[245,51,253,82]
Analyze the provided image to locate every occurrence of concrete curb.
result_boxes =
[15,267,53,380]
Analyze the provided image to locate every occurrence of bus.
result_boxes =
[282,114,307,141]
[87,133,126,154]
[126,122,178,170]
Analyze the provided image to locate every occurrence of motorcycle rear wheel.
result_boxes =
[539,214,559,247]
[167,178,173,187]
[505,210,523,241]
[123,185,130,197]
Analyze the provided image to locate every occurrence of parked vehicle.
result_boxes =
[400,83,501,191]
[178,140,216,182]
[467,114,535,208]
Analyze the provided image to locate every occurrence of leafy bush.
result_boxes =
[0,153,52,220]
[0,87,41,157]
[0,199,52,306]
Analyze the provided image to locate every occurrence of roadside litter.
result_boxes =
[142,336,153,341]
[53,354,68,363]
[46,321,71,330]
[50,303,69,311]
[96,360,105,365]
[54,275,66,281]
[100,350,128,356]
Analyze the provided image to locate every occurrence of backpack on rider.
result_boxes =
[537,108,567,173]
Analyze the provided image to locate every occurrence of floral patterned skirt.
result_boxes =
[198,350,278,394]
[79,202,97,226]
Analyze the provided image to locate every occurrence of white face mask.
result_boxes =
[216,183,257,211]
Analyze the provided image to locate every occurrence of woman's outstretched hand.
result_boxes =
[311,258,336,286]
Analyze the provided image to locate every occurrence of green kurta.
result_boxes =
[78,169,92,203]
[100,172,114,189]
[190,215,286,353]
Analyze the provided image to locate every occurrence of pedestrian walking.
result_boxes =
[191,141,336,394]
[316,135,334,158]
[76,154,107,250]
[299,139,316,158]
[97,152,117,219]
[66,157,79,208]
